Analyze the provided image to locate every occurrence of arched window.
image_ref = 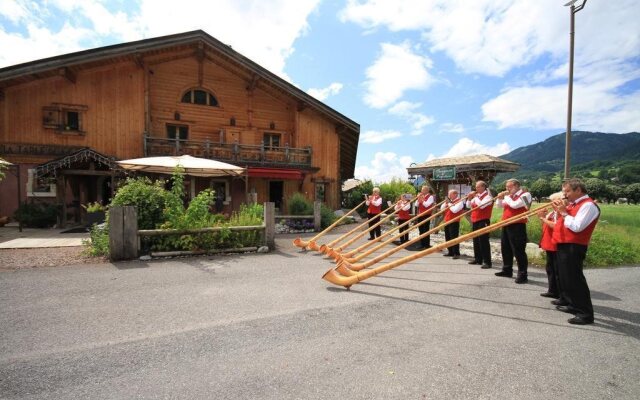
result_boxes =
[181,89,219,107]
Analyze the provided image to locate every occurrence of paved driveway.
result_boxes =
[1,232,639,399]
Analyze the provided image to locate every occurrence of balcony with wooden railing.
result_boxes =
[143,135,313,168]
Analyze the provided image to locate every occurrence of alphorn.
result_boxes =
[292,199,366,250]
[337,201,476,270]
[324,203,553,288]
[339,199,447,258]
[321,197,418,254]
[315,201,400,254]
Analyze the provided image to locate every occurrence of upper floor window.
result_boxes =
[167,124,189,140]
[181,89,218,107]
[42,103,87,134]
[263,133,281,149]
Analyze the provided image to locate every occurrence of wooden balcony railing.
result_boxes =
[143,135,312,168]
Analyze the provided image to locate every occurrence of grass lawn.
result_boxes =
[458,203,640,268]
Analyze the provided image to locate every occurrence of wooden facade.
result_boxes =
[0,31,359,224]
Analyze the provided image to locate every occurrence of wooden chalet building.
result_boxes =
[0,30,359,224]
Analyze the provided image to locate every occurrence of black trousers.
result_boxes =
[416,214,432,248]
[545,250,560,296]
[556,243,593,319]
[367,213,381,239]
[444,221,460,255]
[472,219,491,265]
[398,219,409,243]
[500,223,528,275]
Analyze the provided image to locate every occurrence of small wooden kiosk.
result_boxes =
[407,154,520,198]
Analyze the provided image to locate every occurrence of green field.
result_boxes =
[458,203,640,268]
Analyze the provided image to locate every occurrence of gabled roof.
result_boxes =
[0,30,360,178]
[408,154,519,174]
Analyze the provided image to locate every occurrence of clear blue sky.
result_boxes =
[1,0,639,182]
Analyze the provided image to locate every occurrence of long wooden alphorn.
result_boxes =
[339,199,447,258]
[292,199,366,250]
[337,200,476,270]
[323,197,418,254]
[324,203,552,288]
[315,201,400,254]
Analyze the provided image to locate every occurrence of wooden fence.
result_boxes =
[109,201,322,261]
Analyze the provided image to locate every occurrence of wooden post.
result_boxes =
[314,201,322,232]
[264,202,275,249]
[109,206,138,261]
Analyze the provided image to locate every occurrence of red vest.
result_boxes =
[470,192,493,223]
[444,199,464,222]
[418,194,435,215]
[367,195,382,214]
[552,198,599,246]
[501,190,529,224]
[397,201,410,220]
[539,212,557,252]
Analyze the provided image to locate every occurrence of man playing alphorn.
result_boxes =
[441,189,465,259]
[365,187,383,240]
[495,179,532,283]
[415,185,436,249]
[466,180,494,269]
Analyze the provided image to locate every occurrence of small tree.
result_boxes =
[379,178,417,204]
[624,183,640,204]
[529,178,553,199]
[584,178,608,202]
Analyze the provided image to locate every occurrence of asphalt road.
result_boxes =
[1,232,639,399]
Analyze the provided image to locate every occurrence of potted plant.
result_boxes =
[82,202,107,226]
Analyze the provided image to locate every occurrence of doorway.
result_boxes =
[269,181,284,212]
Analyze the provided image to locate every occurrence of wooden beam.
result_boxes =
[60,169,117,176]
[133,53,145,69]
[58,67,76,84]
[246,74,259,91]
[297,101,307,112]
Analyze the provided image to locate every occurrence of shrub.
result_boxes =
[83,224,109,257]
[320,203,336,229]
[110,176,172,229]
[288,192,313,215]
[13,202,59,228]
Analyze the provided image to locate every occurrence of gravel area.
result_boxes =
[0,247,107,270]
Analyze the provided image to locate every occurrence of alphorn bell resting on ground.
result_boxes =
[466,180,494,269]
[324,202,553,289]
[292,199,366,250]
[335,198,474,272]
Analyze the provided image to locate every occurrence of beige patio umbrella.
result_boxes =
[116,155,245,177]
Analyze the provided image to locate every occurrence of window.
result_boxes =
[42,103,87,133]
[65,111,79,131]
[263,133,281,149]
[181,89,218,107]
[167,124,189,140]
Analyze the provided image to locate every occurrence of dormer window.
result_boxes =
[181,89,219,106]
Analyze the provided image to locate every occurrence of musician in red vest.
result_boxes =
[394,194,412,244]
[495,179,532,283]
[440,189,465,259]
[415,185,436,249]
[550,179,600,325]
[365,187,383,240]
[465,180,494,269]
[536,191,564,299]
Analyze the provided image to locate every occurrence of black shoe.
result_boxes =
[514,275,528,284]
[452,255,459,259]
[495,270,513,277]
[551,299,569,306]
[481,264,492,269]
[568,316,594,325]
[443,253,453,257]
[368,237,374,241]
[392,240,402,245]
[556,305,579,314]
[468,260,481,265]
[540,292,559,298]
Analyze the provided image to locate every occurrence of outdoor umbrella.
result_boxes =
[116,155,245,177]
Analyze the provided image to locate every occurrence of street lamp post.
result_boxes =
[564,0,587,179]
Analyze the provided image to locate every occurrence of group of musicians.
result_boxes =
[364,177,599,325]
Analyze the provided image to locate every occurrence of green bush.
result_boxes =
[320,203,336,229]
[345,180,374,216]
[379,179,417,205]
[288,192,313,215]
[110,176,172,229]
[83,224,109,257]
[13,202,59,228]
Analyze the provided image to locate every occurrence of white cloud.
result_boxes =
[0,0,31,23]
[355,152,413,183]
[360,130,402,144]
[307,82,343,101]
[363,42,434,108]
[0,0,321,79]
[387,101,435,135]
[439,138,511,158]
[439,123,465,133]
